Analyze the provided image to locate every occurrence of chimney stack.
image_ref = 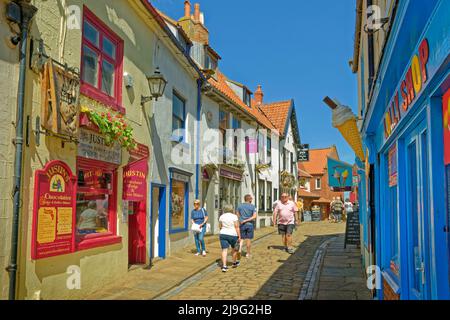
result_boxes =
[194,3,200,22]
[254,85,264,105]
[184,1,191,18]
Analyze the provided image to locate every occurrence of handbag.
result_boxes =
[202,208,211,233]
[191,222,201,233]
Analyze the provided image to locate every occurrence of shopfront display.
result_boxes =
[219,166,242,211]
[169,169,191,232]
[32,161,77,259]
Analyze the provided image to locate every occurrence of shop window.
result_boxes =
[81,7,123,112]
[75,158,120,250]
[259,180,265,211]
[170,179,188,232]
[384,148,400,277]
[172,91,186,141]
[267,182,272,211]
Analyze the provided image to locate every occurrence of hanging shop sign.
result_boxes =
[219,167,243,181]
[383,38,430,140]
[388,144,398,187]
[123,158,148,202]
[297,144,310,162]
[443,89,450,165]
[78,128,121,165]
[40,60,80,137]
[31,160,77,259]
[327,157,353,191]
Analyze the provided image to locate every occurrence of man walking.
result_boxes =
[236,194,257,259]
[273,193,299,254]
[333,196,344,223]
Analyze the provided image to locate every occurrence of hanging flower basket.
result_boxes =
[80,106,137,151]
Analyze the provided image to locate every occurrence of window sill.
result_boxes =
[81,84,125,115]
[76,234,122,251]
[169,228,188,235]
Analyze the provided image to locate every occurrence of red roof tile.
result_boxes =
[297,189,320,198]
[208,71,278,131]
[257,100,292,136]
[298,146,339,175]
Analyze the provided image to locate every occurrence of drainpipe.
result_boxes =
[195,78,202,199]
[6,0,38,300]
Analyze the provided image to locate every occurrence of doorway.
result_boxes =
[128,201,146,265]
[404,118,431,300]
[150,184,166,259]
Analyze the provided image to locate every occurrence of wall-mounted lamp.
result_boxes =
[141,67,167,106]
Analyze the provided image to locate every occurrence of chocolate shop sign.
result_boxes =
[78,128,121,165]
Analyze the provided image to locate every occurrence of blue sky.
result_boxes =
[152,0,358,164]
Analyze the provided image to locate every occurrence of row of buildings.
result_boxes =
[0,0,301,299]
[349,0,450,300]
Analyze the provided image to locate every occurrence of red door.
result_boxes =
[128,201,147,264]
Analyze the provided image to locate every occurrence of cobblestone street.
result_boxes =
[160,222,370,300]
[86,221,371,300]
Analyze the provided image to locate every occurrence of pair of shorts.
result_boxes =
[219,234,238,249]
[240,223,254,239]
[278,224,295,235]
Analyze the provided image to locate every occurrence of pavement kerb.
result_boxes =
[152,228,277,300]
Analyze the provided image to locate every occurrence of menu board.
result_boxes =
[344,211,361,248]
[32,160,77,259]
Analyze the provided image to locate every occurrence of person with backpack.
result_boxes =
[332,197,344,223]
[191,199,209,256]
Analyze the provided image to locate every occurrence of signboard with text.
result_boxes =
[31,160,77,259]
[123,158,148,202]
[78,128,122,165]
[297,144,309,162]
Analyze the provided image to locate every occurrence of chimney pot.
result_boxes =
[255,85,264,105]
[184,1,191,18]
[194,3,200,22]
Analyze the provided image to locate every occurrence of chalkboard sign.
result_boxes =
[311,209,321,222]
[344,211,360,248]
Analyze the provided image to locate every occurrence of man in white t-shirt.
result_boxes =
[219,204,242,272]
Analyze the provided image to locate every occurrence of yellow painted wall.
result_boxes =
[0,0,161,299]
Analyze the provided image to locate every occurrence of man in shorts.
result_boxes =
[236,194,257,259]
[273,193,299,254]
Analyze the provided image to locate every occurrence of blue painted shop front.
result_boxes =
[359,0,450,300]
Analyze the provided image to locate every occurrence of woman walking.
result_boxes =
[191,199,209,256]
[219,204,241,272]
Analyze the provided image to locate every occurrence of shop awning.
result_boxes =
[298,189,320,199]
[312,197,332,204]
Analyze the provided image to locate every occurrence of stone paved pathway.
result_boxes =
[87,221,371,300]
[167,222,346,300]
[313,234,372,300]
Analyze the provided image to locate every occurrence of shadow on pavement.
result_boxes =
[252,233,345,300]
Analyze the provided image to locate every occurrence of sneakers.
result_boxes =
[286,247,295,254]
[202,251,206,257]
[194,252,200,256]
[232,261,240,268]
[245,253,251,259]
[221,266,229,272]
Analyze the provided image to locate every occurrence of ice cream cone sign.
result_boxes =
[323,97,365,161]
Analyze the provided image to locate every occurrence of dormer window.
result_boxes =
[243,89,251,107]
[205,54,217,70]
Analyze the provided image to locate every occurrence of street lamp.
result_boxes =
[141,67,167,105]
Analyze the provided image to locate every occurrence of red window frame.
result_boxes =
[81,6,124,113]
[75,157,122,251]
